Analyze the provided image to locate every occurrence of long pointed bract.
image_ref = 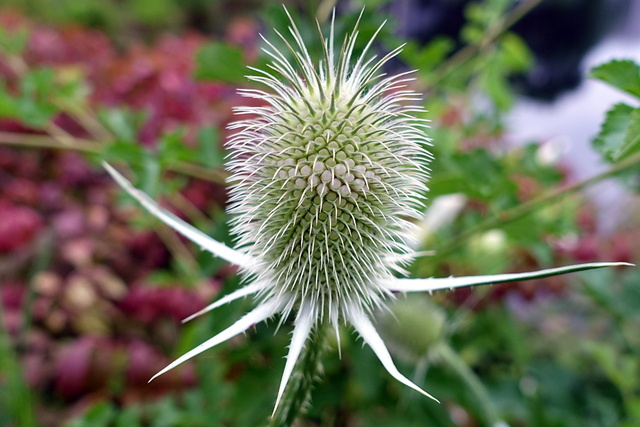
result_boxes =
[386,262,633,292]
[103,162,255,270]
[182,282,266,323]
[272,300,315,415]
[347,307,439,403]
[149,299,283,382]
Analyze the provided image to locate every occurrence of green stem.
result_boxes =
[435,342,502,427]
[434,150,640,259]
[429,0,543,87]
[0,130,100,153]
[0,305,36,427]
[0,131,228,184]
[268,325,327,427]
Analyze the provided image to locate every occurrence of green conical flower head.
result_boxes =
[227,13,431,326]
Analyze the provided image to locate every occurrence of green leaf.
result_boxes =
[158,128,198,165]
[0,81,20,120]
[130,0,179,25]
[590,60,640,99]
[195,42,247,85]
[593,103,637,161]
[141,153,161,197]
[430,149,518,201]
[98,108,146,142]
[101,140,148,166]
[11,69,57,127]
[197,126,223,168]
[66,402,115,427]
[15,97,56,127]
[500,33,532,72]
[401,38,454,74]
[0,26,28,55]
[55,67,91,105]
[21,68,55,99]
[621,108,640,160]
[479,58,513,111]
[114,407,142,427]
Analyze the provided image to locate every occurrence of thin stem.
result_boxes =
[0,303,37,427]
[155,222,202,284]
[45,122,87,149]
[170,161,228,184]
[428,0,543,87]
[0,45,113,143]
[169,192,215,226]
[1,32,227,185]
[435,342,503,426]
[55,98,114,142]
[0,131,100,153]
[0,131,228,184]
[268,325,327,427]
[435,150,640,258]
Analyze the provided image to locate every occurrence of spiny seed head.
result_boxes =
[226,14,431,326]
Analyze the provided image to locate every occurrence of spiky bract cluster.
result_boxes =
[227,17,431,326]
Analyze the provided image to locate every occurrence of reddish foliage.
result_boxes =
[0,201,43,252]
[0,11,256,419]
[53,336,195,401]
[119,282,209,324]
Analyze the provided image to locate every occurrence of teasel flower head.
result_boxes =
[103,8,630,416]
[226,11,430,343]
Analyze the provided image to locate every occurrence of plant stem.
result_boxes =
[0,131,228,183]
[0,304,37,427]
[0,131,100,153]
[171,160,228,184]
[429,0,543,87]
[268,325,327,427]
[435,150,640,258]
[155,222,202,284]
[435,342,502,427]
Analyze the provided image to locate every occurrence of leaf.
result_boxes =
[431,149,518,201]
[479,58,513,111]
[0,26,28,55]
[157,128,198,165]
[98,108,146,142]
[15,97,56,127]
[0,81,20,120]
[400,38,454,73]
[20,68,55,99]
[593,103,637,161]
[141,154,161,197]
[69,402,115,427]
[101,140,148,166]
[15,69,57,127]
[500,33,532,72]
[197,126,223,168]
[590,60,640,99]
[54,67,91,105]
[620,107,640,160]
[195,42,247,85]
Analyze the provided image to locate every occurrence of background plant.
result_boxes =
[0,1,638,426]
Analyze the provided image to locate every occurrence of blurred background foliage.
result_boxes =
[0,0,639,426]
